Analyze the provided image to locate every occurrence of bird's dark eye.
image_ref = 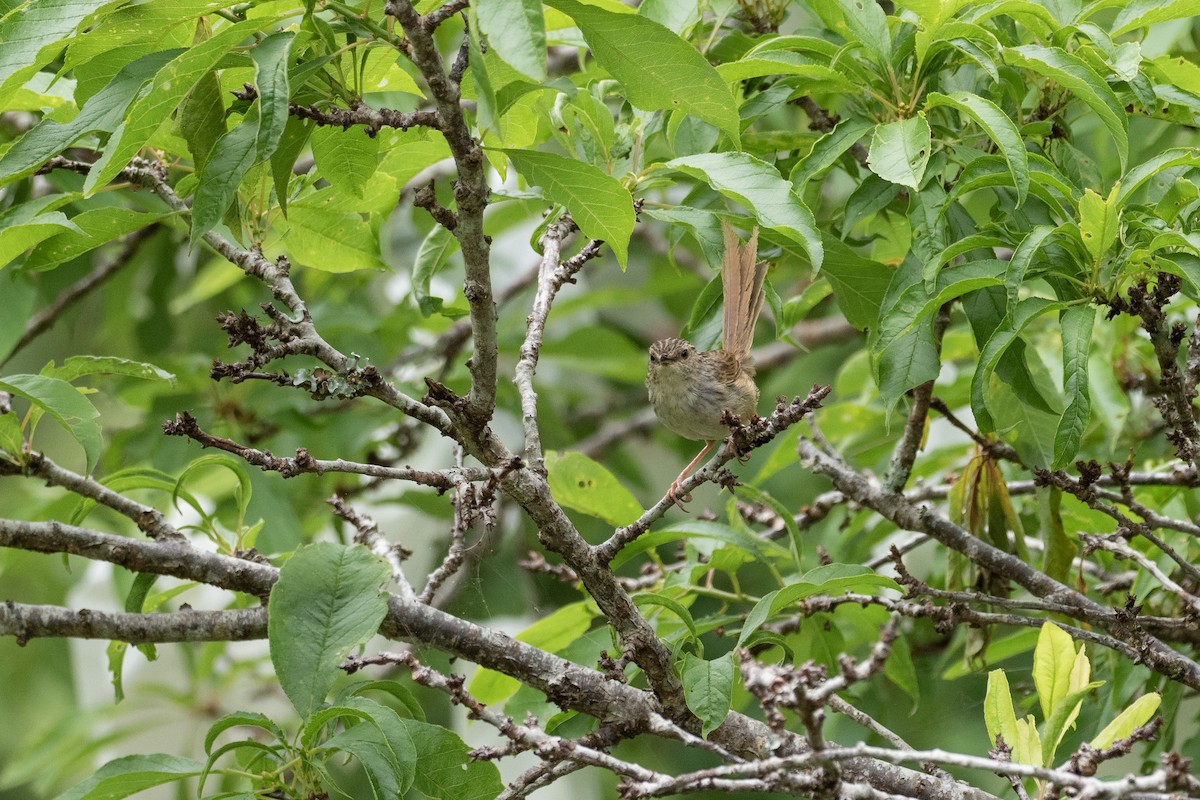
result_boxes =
[680,349,689,359]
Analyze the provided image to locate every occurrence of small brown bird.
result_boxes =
[646,222,766,508]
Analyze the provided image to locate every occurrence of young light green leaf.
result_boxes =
[53,753,203,800]
[1033,622,1078,722]
[43,356,175,385]
[663,153,823,270]
[476,0,547,81]
[84,18,273,195]
[0,50,180,186]
[1003,45,1128,170]
[501,148,634,267]
[984,669,1019,748]
[543,0,739,144]
[1053,305,1094,469]
[279,205,389,272]
[1090,693,1162,749]
[867,115,931,191]
[1013,715,1043,766]
[1078,186,1119,263]
[0,374,101,474]
[836,0,892,66]
[925,92,1028,206]
[268,542,391,718]
[545,449,641,525]
[682,652,736,738]
[1043,683,1103,766]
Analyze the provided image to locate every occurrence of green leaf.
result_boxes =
[971,298,1066,433]
[715,54,855,91]
[84,18,274,195]
[1038,486,1076,584]
[0,374,101,473]
[43,356,175,385]
[0,50,181,185]
[405,719,504,800]
[1078,186,1119,263]
[190,114,259,247]
[662,153,823,270]
[1003,45,1127,170]
[1113,148,1200,209]
[476,0,546,81]
[634,592,698,640]
[178,69,226,173]
[925,92,1028,206]
[545,450,641,525]
[26,207,167,272]
[1053,305,1094,469]
[820,235,891,330]
[204,711,288,755]
[543,0,740,144]
[1004,225,1056,315]
[0,0,112,107]
[1090,693,1161,749]
[311,125,380,199]
[738,565,900,647]
[279,205,389,272]
[835,0,892,66]
[789,118,874,189]
[0,207,81,270]
[251,31,295,162]
[866,115,931,191]
[1110,0,1200,36]
[53,753,202,800]
[875,259,1006,359]
[319,701,416,800]
[681,652,736,737]
[501,148,634,267]
[1043,683,1103,765]
[610,519,791,571]
[984,669,1019,748]
[412,224,461,316]
[268,542,391,718]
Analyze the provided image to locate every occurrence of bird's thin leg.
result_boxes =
[665,440,714,510]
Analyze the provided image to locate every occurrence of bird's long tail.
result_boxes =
[721,221,765,361]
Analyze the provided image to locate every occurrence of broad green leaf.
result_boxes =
[984,669,1019,748]
[271,117,312,214]
[1090,693,1161,749]
[321,723,406,799]
[467,25,501,136]
[836,0,892,66]
[203,711,288,755]
[177,69,225,173]
[84,18,273,195]
[1113,148,1200,208]
[866,115,931,190]
[53,754,202,800]
[190,114,259,247]
[971,298,1066,433]
[663,153,823,270]
[875,259,1006,356]
[821,236,891,331]
[682,652,736,737]
[1033,622,1078,721]
[1053,305,1094,468]
[1013,715,1042,766]
[0,0,112,107]
[1078,187,1119,263]
[0,50,180,185]
[268,542,391,718]
[790,118,874,189]
[1110,0,1200,36]
[278,205,389,272]
[1003,45,1127,170]
[405,719,504,800]
[468,601,598,704]
[715,53,854,91]
[43,356,175,385]
[925,92,1028,205]
[251,31,295,162]
[545,450,641,525]
[411,224,460,317]
[1043,683,1103,766]
[25,208,167,271]
[0,209,81,270]
[1038,487,1076,584]
[0,374,101,473]
[311,125,380,199]
[544,0,740,144]
[476,0,546,81]
[634,592,698,640]
[501,148,634,267]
